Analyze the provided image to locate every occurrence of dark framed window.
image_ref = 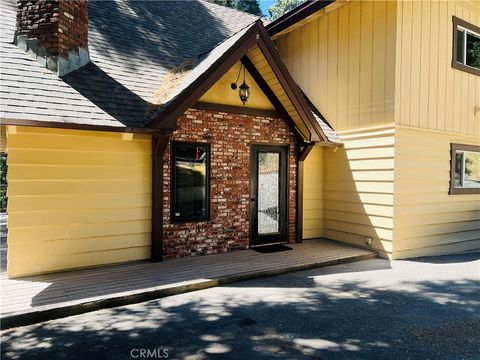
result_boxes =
[452,16,480,76]
[171,141,210,222]
[450,143,480,195]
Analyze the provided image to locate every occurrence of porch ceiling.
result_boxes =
[246,46,311,140]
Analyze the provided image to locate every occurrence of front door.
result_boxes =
[250,145,288,246]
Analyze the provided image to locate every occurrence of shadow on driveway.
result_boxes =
[2,255,479,360]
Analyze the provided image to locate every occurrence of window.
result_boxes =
[171,142,210,222]
[452,17,480,76]
[450,144,480,195]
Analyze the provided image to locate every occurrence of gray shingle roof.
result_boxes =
[147,22,257,127]
[0,0,258,128]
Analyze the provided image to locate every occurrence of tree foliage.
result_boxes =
[467,39,480,69]
[236,0,262,16]
[268,0,303,20]
[209,0,234,7]
[208,0,262,16]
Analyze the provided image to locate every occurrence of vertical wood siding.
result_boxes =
[6,126,152,277]
[395,0,480,136]
[276,1,397,257]
[303,146,324,239]
[324,126,395,259]
[276,0,479,259]
[276,0,397,131]
[394,126,480,258]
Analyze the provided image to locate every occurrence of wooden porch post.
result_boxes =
[296,144,315,243]
[151,133,171,262]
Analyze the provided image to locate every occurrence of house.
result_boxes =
[268,0,480,259]
[0,0,478,278]
[0,0,341,277]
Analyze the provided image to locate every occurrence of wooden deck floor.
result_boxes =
[0,239,375,326]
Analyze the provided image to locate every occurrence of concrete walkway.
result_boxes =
[0,239,375,329]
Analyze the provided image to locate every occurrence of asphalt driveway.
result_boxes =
[1,253,479,360]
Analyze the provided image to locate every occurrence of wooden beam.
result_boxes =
[193,102,279,118]
[151,133,171,261]
[296,143,315,243]
[299,143,315,161]
[241,56,303,142]
[256,25,328,142]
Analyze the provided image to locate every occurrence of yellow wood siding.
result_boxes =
[303,146,324,238]
[275,0,480,259]
[276,0,397,131]
[6,126,152,277]
[324,126,395,258]
[393,126,480,258]
[395,0,480,136]
[199,62,274,110]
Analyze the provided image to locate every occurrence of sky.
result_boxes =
[259,0,276,17]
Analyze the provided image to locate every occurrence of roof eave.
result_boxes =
[266,0,336,37]
[148,20,332,144]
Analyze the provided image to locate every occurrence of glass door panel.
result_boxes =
[257,152,280,234]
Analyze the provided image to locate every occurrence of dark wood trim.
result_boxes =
[267,0,336,37]
[170,141,211,223]
[241,56,302,141]
[1,118,159,134]
[148,21,261,130]
[449,143,480,195]
[193,102,279,118]
[256,25,327,142]
[453,16,480,40]
[299,143,315,161]
[296,144,314,243]
[151,133,171,262]
[452,16,480,77]
[296,160,305,243]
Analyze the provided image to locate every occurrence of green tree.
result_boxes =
[467,40,480,69]
[268,0,303,20]
[207,0,262,16]
[236,0,262,16]
[209,0,234,7]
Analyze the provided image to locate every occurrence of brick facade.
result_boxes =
[162,108,297,259]
[16,0,88,58]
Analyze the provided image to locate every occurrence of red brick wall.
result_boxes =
[16,0,88,57]
[162,108,297,259]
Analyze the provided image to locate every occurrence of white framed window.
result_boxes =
[452,17,480,76]
[450,144,480,195]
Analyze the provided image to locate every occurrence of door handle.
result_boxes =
[251,197,256,202]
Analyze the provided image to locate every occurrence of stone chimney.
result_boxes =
[14,0,90,76]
